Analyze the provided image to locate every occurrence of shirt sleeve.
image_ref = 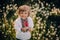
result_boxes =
[29,17,34,28]
[14,20,21,33]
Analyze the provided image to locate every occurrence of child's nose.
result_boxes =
[23,11,27,14]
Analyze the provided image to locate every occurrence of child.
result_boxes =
[14,5,34,40]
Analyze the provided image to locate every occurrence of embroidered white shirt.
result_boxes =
[14,17,34,39]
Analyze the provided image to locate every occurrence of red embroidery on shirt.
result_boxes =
[23,20,28,27]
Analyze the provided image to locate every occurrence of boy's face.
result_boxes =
[19,10,29,19]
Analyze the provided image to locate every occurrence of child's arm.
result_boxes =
[28,17,34,32]
[14,20,21,33]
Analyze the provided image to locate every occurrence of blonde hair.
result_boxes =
[16,5,31,17]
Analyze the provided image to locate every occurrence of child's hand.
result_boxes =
[28,28,34,32]
[21,27,27,32]
[28,28,31,32]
